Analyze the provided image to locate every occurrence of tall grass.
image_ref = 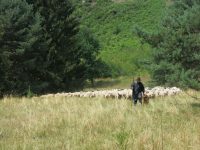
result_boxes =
[0,92,200,149]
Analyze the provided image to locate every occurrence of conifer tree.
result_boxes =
[136,0,200,89]
[27,0,103,91]
[0,0,48,95]
[26,0,86,91]
[0,0,102,95]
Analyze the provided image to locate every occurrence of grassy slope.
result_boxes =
[1,92,200,149]
[84,75,151,91]
[78,0,166,75]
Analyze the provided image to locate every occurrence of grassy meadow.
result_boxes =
[1,91,200,150]
[84,75,150,91]
[1,0,199,149]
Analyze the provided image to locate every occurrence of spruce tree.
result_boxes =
[136,0,200,89]
[26,0,84,91]
[27,0,104,91]
[0,0,48,95]
[0,0,102,95]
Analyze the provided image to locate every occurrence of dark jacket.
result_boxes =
[131,81,145,95]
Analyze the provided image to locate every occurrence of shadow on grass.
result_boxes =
[191,103,200,115]
[85,78,121,90]
[84,76,150,91]
[191,103,200,108]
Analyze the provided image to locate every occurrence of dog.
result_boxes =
[142,94,149,104]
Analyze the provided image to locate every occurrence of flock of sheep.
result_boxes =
[41,86,182,100]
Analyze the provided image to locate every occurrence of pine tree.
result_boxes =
[26,0,85,91]
[136,0,200,89]
[0,0,102,96]
[27,0,104,91]
[0,0,50,95]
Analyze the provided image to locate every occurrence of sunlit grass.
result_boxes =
[0,91,200,149]
[84,75,150,91]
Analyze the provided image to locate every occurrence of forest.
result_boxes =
[0,0,199,96]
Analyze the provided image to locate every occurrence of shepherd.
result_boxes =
[131,77,145,105]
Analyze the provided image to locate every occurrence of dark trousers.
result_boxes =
[132,93,142,105]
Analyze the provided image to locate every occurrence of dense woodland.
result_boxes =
[0,0,103,96]
[0,0,199,96]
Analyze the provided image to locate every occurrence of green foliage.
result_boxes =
[0,0,46,95]
[77,27,111,85]
[114,128,129,150]
[136,0,200,89]
[0,0,102,96]
[26,86,35,98]
[74,0,166,76]
[27,0,83,92]
[27,0,105,92]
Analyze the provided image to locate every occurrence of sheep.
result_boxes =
[40,86,182,100]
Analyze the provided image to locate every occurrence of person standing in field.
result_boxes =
[131,77,145,105]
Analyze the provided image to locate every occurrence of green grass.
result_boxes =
[84,75,150,90]
[77,0,166,75]
[1,92,200,149]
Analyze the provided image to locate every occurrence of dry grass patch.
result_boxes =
[0,92,200,149]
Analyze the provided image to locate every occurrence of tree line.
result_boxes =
[136,0,200,90]
[0,0,199,97]
[0,0,106,96]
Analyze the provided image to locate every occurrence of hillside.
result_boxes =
[76,0,166,76]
